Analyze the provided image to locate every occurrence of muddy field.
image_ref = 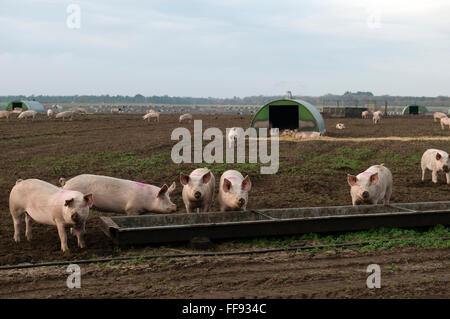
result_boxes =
[0,113,449,298]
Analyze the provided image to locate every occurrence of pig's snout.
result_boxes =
[362,191,369,199]
[238,198,245,207]
[194,191,202,199]
[443,166,449,173]
[71,212,81,224]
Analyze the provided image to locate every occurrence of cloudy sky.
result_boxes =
[1,0,449,97]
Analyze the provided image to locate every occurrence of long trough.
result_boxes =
[99,201,450,246]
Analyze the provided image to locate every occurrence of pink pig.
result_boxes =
[347,164,393,206]
[180,168,215,213]
[9,179,93,252]
[218,170,251,212]
[421,149,450,184]
[60,174,176,215]
[179,113,193,123]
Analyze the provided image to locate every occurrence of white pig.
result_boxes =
[9,179,93,252]
[336,123,346,130]
[60,174,176,215]
[76,108,88,115]
[295,131,321,138]
[111,108,120,114]
[179,113,193,123]
[433,112,447,122]
[361,111,369,119]
[47,109,54,118]
[372,111,381,124]
[55,111,74,121]
[347,164,393,206]
[440,117,450,130]
[0,110,11,120]
[180,168,215,213]
[17,110,37,120]
[218,170,251,212]
[143,112,160,122]
[421,149,450,184]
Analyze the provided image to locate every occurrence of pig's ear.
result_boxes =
[158,184,169,197]
[65,198,74,207]
[168,182,176,193]
[436,153,442,160]
[202,171,212,184]
[84,194,93,208]
[180,173,189,185]
[347,175,357,186]
[242,175,251,191]
[370,173,379,185]
[223,178,232,192]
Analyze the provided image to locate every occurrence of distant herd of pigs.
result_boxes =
[3,108,450,252]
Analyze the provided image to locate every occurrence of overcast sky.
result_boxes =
[1,0,449,97]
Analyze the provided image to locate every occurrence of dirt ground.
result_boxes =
[0,113,449,298]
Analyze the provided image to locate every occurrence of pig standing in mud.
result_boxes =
[180,168,215,213]
[218,170,251,212]
[434,112,447,122]
[47,109,54,118]
[60,174,176,215]
[421,149,450,184]
[372,111,381,124]
[0,110,11,120]
[17,110,37,120]
[179,113,193,123]
[347,164,393,206]
[440,117,450,130]
[9,179,93,252]
[361,111,369,119]
[143,112,160,122]
[55,111,74,121]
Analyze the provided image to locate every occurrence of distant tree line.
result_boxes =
[0,92,449,106]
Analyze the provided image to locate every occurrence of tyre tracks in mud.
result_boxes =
[1,247,448,298]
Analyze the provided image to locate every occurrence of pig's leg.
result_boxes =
[56,221,69,252]
[421,165,426,181]
[446,172,450,185]
[384,186,392,205]
[11,213,24,242]
[25,213,33,241]
[432,170,438,183]
[73,224,86,249]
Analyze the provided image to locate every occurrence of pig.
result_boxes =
[336,123,346,130]
[143,112,160,122]
[347,164,393,206]
[111,108,120,114]
[180,168,215,213]
[60,174,176,215]
[217,170,251,212]
[179,113,193,123]
[295,131,321,138]
[9,179,93,252]
[0,110,11,121]
[47,109,54,118]
[421,149,450,184]
[440,117,450,130]
[55,111,74,121]
[11,108,22,114]
[372,112,381,124]
[361,111,369,119]
[17,110,37,120]
[76,108,88,115]
[433,112,447,122]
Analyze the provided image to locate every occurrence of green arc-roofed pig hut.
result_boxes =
[7,100,45,113]
[251,99,325,133]
[402,104,428,115]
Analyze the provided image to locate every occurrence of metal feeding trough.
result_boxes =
[99,201,450,246]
